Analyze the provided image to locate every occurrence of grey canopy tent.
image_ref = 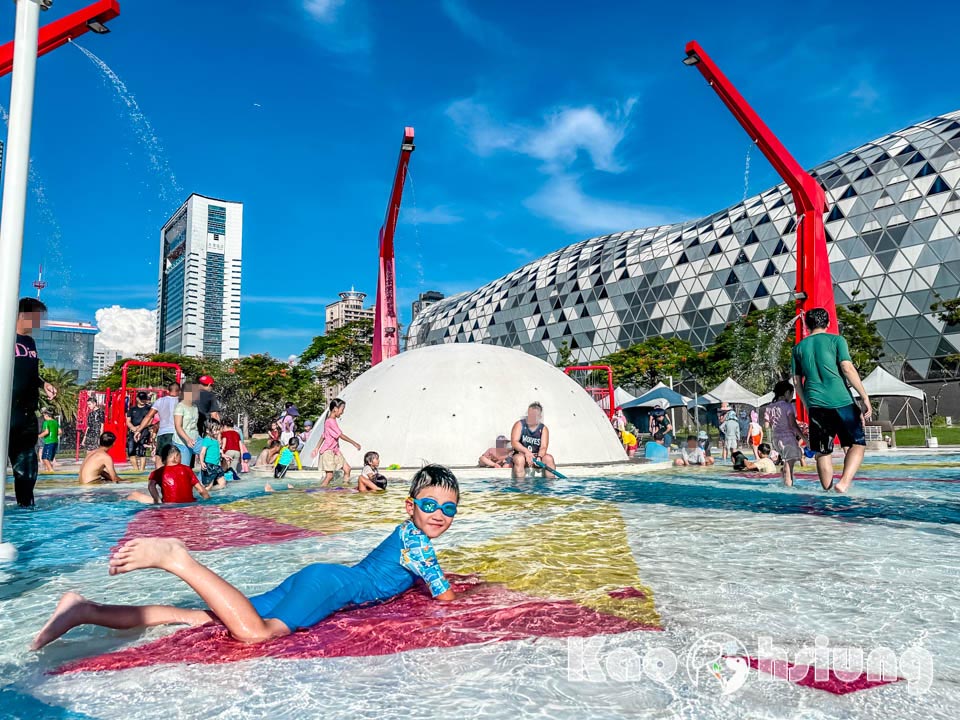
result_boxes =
[707,377,762,406]
[850,366,931,441]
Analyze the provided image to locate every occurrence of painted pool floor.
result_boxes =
[1,454,959,719]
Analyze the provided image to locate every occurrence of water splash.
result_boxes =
[0,103,72,305]
[403,168,426,290]
[71,40,182,206]
[742,145,752,203]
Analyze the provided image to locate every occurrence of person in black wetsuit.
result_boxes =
[9,298,58,507]
[510,401,557,479]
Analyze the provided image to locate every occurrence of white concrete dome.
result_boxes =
[301,343,627,468]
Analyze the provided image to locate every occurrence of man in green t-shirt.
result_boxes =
[791,308,872,493]
[38,407,59,473]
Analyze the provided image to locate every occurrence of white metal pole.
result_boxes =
[0,0,44,563]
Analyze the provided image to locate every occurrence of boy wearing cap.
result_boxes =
[479,435,513,468]
[126,392,153,472]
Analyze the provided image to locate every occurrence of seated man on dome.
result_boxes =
[510,402,557,478]
[479,435,513,468]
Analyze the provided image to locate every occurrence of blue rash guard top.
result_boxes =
[249,520,450,631]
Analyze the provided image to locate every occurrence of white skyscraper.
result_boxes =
[157,194,243,359]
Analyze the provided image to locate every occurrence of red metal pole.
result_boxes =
[372,127,415,366]
[0,0,120,78]
[683,41,838,422]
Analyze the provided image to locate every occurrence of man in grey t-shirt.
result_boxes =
[138,382,181,469]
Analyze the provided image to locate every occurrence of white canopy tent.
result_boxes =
[707,377,762,406]
[757,391,775,406]
[599,386,637,411]
[850,366,931,438]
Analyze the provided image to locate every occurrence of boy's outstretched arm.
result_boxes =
[147,474,161,504]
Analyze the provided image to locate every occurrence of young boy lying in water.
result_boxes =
[32,465,460,650]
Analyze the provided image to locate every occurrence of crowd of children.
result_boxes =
[614,379,812,488]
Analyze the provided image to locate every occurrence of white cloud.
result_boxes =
[299,0,370,54]
[447,96,672,234]
[525,174,671,235]
[403,204,463,225]
[94,306,156,356]
[446,98,636,172]
[303,0,345,23]
[441,0,514,51]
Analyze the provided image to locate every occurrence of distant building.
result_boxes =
[157,193,243,360]
[92,339,123,380]
[411,291,445,322]
[34,320,97,384]
[325,289,374,332]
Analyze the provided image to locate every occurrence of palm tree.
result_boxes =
[39,366,81,421]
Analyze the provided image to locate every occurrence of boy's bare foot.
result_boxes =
[32,591,86,650]
[264,483,274,492]
[109,537,188,576]
[287,484,294,489]
[834,478,852,493]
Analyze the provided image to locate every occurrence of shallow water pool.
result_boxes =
[1,459,958,719]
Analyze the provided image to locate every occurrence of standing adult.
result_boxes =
[279,403,298,445]
[194,375,220,438]
[649,402,673,448]
[9,299,58,506]
[791,307,872,493]
[125,392,153,473]
[510,402,557,478]
[173,385,201,466]
[136,382,180,469]
[83,398,105,454]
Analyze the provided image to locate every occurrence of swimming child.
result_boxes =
[274,437,303,479]
[32,465,461,650]
[78,432,122,484]
[198,420,225,489]
[675,435,715,466]
[732,444,777,473]
[764,380,808,487]
[311,399,361,486]
[358,451,388,492]
[127,445,211,504]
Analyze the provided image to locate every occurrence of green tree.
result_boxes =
[706,303,796,393]
[836,302,883,374]
[555,341,574,368]
[599,336,706,389]
[301,319,373,389]
[39,366,81,421]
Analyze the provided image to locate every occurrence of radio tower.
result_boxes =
[32,264,46,299]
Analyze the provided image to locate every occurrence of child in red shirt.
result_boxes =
[127,445,211,504]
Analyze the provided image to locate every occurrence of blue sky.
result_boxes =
[3,0,959,359]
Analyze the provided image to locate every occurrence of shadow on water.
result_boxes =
[486,474,960,527]
[0,686,97,719]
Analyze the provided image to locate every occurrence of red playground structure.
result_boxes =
[76,361,182,464]
[564,365,616,420]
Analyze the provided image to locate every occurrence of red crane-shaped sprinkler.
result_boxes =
[372,127,415,366]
